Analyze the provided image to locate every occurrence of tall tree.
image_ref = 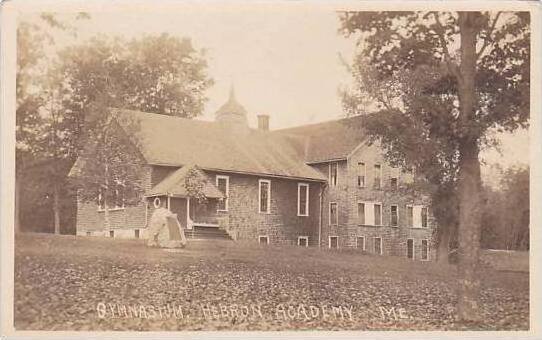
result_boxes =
[16,17,213,234]
[340,11,529,321]
[16,13,88,234]
[59,33,213,228]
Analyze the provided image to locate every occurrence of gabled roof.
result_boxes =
[275,115,368,163]
[114,109,326,181]
[146,164,224,198]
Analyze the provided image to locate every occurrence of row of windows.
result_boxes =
[87,229,141,239]
[258,235,309,246]
[329,236,430,260]
[328,162,403,190]
[216,175,310,217]
[329,202,428,228]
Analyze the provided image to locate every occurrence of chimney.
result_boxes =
[257,114,269,131]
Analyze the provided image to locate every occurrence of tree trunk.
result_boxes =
[104,198,110,232]
[456,12,483,322]
[15,174,21,234]
[436,224,451,263]
[53,184,61,234]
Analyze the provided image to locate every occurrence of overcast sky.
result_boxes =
[29,6,529,174]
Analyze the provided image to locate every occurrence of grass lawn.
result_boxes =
[14,233,529,331]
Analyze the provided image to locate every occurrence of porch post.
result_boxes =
[167,194,171,211]
[186,197,191,229]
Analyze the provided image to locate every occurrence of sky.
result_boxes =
[28,5,529,178]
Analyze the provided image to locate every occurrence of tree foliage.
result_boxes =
[16,14,213,233]
[481,166,529,250]
[340,11,530,321]
[340,11,529,252]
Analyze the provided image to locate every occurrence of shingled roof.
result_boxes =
[146,164,224,198]
[275,115,368,164]
[114,109,326,181]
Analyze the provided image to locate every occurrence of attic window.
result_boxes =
[357,162,366,187]
[374,164,382,189]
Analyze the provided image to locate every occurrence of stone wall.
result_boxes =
[206,170,323,246]
[314,143,437,260]
[76,165,324,245]
[75,165,152,237]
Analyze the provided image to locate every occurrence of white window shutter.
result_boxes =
[365,202,375,226]
[413,205,423,228]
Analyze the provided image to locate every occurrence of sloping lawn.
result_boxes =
[14,233,529,331]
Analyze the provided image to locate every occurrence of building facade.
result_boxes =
[72,90,436,261]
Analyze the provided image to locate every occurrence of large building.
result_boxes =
[72,90,436,261]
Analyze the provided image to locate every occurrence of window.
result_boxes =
[357,162,366,187]
[259,235,269,245]
[421,207,428,228]
[329,202,338,225]
[407,239,414,259]
[358,201,382,226]
[329,162,338,186]
[408,205,428,228]
[153,197,161,209]
[298,236,308,247]
[109,230,114,238]
[329,236,338,249]
[390,177,398,190]
[421,239,429,261]
[134,229,140,239]
[357,202,365,224]
[97,188,105,210]
[114,184,125,209]
[374,164,382,189]
[258,179,271,213]
[297,183,309,216]
[374,237,382,255]
[407,205,414,227]
[390,205,398,227]
[216,175,229,212]
[374,204,382,226]
[390,167,399,190]
[356,236,365,250]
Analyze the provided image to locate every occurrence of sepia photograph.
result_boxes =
[0,0,539,337]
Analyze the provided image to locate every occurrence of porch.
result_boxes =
[145,165,231,240]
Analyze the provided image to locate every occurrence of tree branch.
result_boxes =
[431,12,462,82]
[476,11,502,60]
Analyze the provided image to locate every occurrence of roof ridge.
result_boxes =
[273,114,365,133]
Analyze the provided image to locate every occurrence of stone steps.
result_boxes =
[185,225,232,240]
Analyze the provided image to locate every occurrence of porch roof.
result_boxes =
[146,165,224,199]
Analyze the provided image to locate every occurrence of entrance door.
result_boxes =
[169,197,188,229]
